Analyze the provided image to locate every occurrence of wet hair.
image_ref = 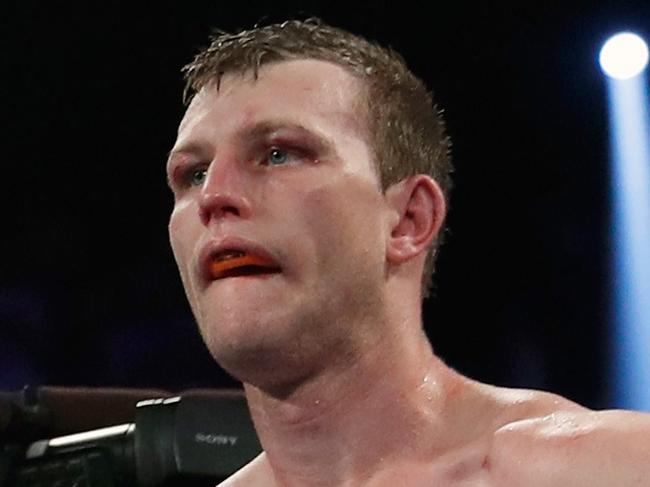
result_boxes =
[182,18,453,298]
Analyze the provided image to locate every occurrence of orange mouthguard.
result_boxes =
[209,254,276,279]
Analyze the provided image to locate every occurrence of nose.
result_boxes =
[198,158,252,226]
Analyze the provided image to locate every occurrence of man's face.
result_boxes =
[167,60,390,380]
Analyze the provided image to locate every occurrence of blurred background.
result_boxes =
[2,0,649,410]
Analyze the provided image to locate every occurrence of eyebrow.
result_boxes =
[166,119,337,173]
[236,119,336,154]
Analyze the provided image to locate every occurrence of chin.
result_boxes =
[198,302,327,388]
[200,306,294,358]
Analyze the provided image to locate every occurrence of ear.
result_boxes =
[385,175,446,265]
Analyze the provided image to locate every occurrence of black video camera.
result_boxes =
[0,387,261,486]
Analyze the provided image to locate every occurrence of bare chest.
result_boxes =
[222,444,511,487]
[363,444,496,487]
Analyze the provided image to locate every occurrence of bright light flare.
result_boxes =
[604,55,650,410]
[600,32,649,80]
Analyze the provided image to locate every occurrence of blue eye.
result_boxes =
[189,167,207,186]
[266,148,288,165]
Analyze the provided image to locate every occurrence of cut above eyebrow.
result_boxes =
[165,145,198,190]
[167,141,209,164]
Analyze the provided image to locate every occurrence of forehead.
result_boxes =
[176,59,369,147]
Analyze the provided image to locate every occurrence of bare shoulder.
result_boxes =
[217,453,275,487]
[476,381,586,419]
[488,393,650,487]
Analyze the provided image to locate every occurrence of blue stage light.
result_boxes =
[604,48,650,410]
[600,32,649,80]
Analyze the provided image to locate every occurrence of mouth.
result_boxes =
[208,249,282,281]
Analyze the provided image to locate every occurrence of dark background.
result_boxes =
[3,0,648,409]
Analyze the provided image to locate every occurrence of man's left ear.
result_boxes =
[385,175,446,265]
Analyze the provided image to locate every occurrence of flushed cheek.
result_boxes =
[298,181,385,275]
[169,199,199,256]
[168,203,202,300]
[168,209,188,268]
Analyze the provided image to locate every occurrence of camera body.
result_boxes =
[1,388,262,487]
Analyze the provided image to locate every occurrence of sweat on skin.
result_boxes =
[167,59,650,487]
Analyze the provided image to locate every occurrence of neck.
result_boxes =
[243,313,465,486]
